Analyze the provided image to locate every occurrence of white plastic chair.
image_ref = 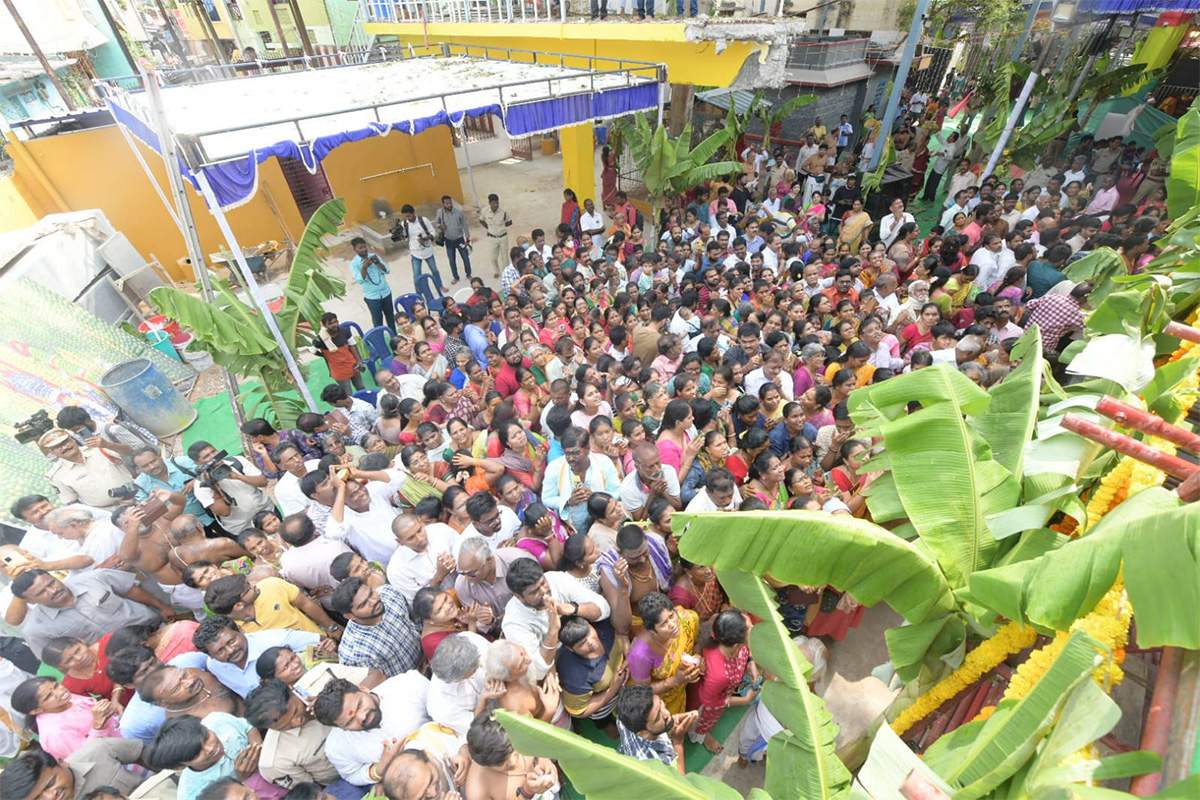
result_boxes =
[453,286,475,304]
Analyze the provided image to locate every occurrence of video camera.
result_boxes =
[199,449,236,484]
[14,410,54,445]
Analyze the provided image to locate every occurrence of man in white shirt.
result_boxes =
[969,233,1005,291]
[1062,156,1088,188]
[684,468,741,513]
[400,203,444,293]
[44,507,125,570]
[315,670,432,786]
[620,443,682,521]
[998,193,1023,232]
[878,198,915,249]
[501,558,610,679]
[189,441,275,536]
[320,466,407,565]
[426,632,492,735]
[386,514,459,599]
[944,160,977,207]
[909,90,929,117]
[940,189,972,229]
[271,443,320,517]
[874,273,902,324]
[579,199,605,238]
[461,491,521,553]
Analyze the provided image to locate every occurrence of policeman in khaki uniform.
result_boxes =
[39,428,135,508]
[249,662,371,790]
[478,192,513,278]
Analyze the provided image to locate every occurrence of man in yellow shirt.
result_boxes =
[204,574,341,638]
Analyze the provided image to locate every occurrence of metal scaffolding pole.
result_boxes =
[140,70,245,428]
[870,0,933,168]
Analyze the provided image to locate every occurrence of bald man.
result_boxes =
[166,514,248,572]
[385,513,459,600]
[618,443,682,521]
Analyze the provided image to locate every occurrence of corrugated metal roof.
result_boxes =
[696,89,771,113]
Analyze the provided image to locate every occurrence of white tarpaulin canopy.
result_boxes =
[0,0,108,55]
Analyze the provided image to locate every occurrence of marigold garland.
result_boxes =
[1001,579,1133,703]
[891,621,1037,736]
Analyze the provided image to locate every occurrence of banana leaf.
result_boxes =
[1142,355,1200,421]
[717,569,852,800]
[676,511,957,625]
[1167,109,1200,221]
[965,488,1200,647]
[276,198,348,349]
[855,723,957,800]
[976,326,1043,481]
[923,630,1103,800]
[149,284,278,356]
[851,365,1019,587]
[494,710,743,800]
[1056,774,1200,800]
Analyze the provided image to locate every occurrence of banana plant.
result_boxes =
[610,112,741,237]
[150,198,349,427]
[964,487,1200,648]
[855,631,1168,800]
[756,91,818,155]
[1167,108,1200,220]
[496,567,851,800]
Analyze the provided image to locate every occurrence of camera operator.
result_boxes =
[186,440,275,537]
[130,445,221,537]
[37,428,134,509]
[55,405,155,458]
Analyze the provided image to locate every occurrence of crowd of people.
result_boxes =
[0,89,1178,800]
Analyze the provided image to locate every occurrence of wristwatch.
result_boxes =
[323,623,341,634]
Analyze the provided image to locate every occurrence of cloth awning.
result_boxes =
[101,55,662,211]
[696,89,770,113]
[1076,0,1198,12]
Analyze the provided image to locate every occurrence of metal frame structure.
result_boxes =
[101,44,666,419]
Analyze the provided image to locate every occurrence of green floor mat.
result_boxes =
[559,704,750,799]
[182,360,378,456]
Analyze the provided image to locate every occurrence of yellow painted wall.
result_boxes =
[4,125,305,282]
[0,175,38,232]
[321,126,464,225]
[364,23,764,87]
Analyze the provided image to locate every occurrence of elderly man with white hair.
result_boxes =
[426,632,499,735]
[45,507,125,571]
[484,639,570,728]
[454,538,533,636]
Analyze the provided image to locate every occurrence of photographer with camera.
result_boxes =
[186,441,275,537]
[130,445,219,536]
[350,236,396,331]
[55,406,155,458]
[38,428,134,509]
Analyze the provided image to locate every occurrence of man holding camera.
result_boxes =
[38,428,134,509]
[130,445,218,536]
[350,236,396,330]
[186,441,275,536]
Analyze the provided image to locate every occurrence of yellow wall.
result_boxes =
[363,23,764,87]
[3,122,463,281]
[0,175,38,232]
[321,126,464,226]
[4,125,305,282]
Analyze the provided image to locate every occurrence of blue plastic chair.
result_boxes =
[415,274,445,315]
[395,293,424,318]
[342,321,369,361]
[361,325,394,377]
[353,388,379,405]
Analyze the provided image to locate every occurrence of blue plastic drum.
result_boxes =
[100,358,197,437]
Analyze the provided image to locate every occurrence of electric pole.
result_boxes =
[1,0,77,111]
[286,0,315,58]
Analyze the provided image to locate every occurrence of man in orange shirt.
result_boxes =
[822,270,860,310]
